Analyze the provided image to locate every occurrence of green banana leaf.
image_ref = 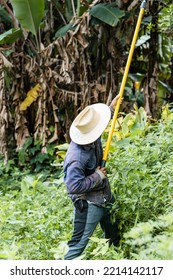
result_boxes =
[54,22,75,39]
[11,0,44,35]
[0,28,22,45]
[90,3,125,27]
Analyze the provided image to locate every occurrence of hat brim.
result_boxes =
[70,103,111,145]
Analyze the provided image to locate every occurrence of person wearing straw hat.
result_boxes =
[63,94,120,260]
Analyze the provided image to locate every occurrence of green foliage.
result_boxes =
[86,237,124,260]
[0,28,23,45]
[0,158,30,194]
[90,3,125,27]
[1,105,173,259]
[11,0,45,36]
[124,212,173,260]
[54,22,75,39]
[0,172,72,260]
[0,5,13,27]
[103,105,148,143]
[159,4,173,34]
[55,143,69,160]
[108,111,173,230]
[18,137,57,173]
[54,2,125,39]
[86,105,173,260]
[157,5,173,82]
[9,0,45,49]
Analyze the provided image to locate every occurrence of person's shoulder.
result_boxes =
[68,141,82,151]
[66,141,92,163]
[65,141,82,161]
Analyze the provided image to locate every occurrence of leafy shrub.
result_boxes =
[108,113,173,234]
[0,173,72,259]
[123,211,173,260]
[18,137,57,172]
[0,158,30,193]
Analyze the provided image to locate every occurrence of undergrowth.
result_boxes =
[1,105,173,259]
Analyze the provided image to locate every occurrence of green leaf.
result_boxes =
[90,4,125,27]
[89,236,100,243]
[159,80,173,94]
[0,6,13,26]
[122,113,134,135]
[54,22,75,39]
[0,28,22,45]
[136,34,150,47]
[55,143,69,151]
[11,0,45,35]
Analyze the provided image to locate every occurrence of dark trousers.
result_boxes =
[64,200,119,260]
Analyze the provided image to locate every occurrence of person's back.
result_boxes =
[64,139,112,206]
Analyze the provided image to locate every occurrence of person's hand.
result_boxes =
[98,167,107,176]
[110,93,122,109]
[96,166,107,180]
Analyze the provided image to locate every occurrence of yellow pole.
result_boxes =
[102,0,147,166]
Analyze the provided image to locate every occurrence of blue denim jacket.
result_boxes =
[63,138,113,206]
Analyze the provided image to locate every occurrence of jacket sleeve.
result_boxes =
[64,160,104,194]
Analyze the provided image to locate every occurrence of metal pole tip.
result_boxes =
[140,0,147,9]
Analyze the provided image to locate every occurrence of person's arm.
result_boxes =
[109,93,122,117]
[64,161,106,194]
[110,93,121,109]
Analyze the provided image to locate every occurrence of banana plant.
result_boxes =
[0,0,45,50]
[89,3,125,27]
[54,2,125,38]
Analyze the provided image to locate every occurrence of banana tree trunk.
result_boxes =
[144,0,159,118]
[0,54,8,162]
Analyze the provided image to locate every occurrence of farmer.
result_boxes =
[63,94,120,260]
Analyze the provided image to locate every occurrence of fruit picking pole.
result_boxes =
[101,0,147,167]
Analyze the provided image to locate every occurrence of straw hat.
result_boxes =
[70,103,111,145]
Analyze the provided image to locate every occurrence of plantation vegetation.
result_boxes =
[1,105,173,260]
[1,0,173,261]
